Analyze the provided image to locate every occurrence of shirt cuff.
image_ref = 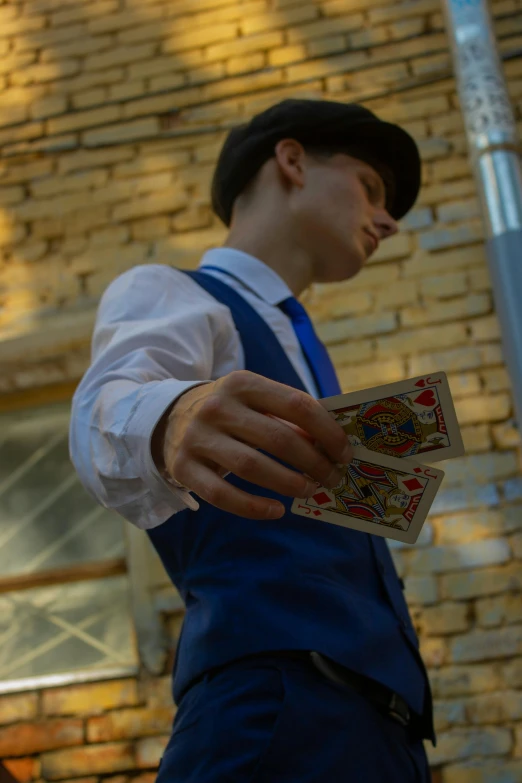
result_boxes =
[124,378,212,526]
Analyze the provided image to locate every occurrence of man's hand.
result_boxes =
[154,370,353,519]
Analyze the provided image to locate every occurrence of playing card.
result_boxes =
[291,446,444,544]
[321,372,464,463]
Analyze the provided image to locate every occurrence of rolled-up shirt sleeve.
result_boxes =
[69,263,238,530]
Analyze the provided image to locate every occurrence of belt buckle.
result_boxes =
[388,692,410,726]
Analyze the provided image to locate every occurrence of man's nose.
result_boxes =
[375,209,399,239]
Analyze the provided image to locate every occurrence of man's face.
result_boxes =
[292,153,399,284]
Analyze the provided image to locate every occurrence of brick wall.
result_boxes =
[0,0,521,780]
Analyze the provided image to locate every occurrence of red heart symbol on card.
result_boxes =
[415,379,426,387]
[413,389,436,407]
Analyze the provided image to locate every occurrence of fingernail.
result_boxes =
[268,503,284,518]
[325,468,343,489]
[305,481,320,497]
[341,444,352,462]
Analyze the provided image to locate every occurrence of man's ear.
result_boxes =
[274,138,307,189]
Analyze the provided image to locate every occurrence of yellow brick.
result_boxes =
[0,100,28,127]
[189,0,266,27]
[71,88,107,110]
[306,35,346,57]
[88,7,164,35]
[83,118,160,146]
[171,205,212,232]
[370,32,448,65]
[376,94,449,124]
[0,185,24,205]
[433,157,472,181]
[11,59,80,87]
[401,294,490,327]
[374,280,418,310]
[288,14,364,43]
[31,170,108,198]
[58,147,134,175]
[112,188,188,221]
[469,267,492,292]
[48,66,125,94]
[0,51,36,79]
[403,247,486,278]
[447,372,481,399]
[328,340,374,367]
[226,53,266,76]
[350,26,390,48]
[369,0,439,24]
[454,393,512,425]
[177,98,241,128]
[338,358,406,392]
[30,94,67,120]
[481,368,511,394]
[163,22,238,54]
[14,22,86,52]
[492,421,520,449]
[0,12,46,39]
[118,20,172,46]
[48,105,121,135]
[311,291,373,322]
[131,217,171,241]
[268,44,307,66]
[85,43,155,72]
[287,50,368,82]
[202,70,284,101]
[377,322,467,358]
[51,0,119,27]
[421,272,468,299]
[241,4,317,36]
[462,424,492,453]
[240,83,323,118]
[109,80,148,102]
[40,34,113,62]
[128,56,190,81]
[347,62,409,91]
[188,63,227,86]
[369,233,411,263]
[470,314,501,342]
[123,90,202,120]
[113,151,190,178]
[0,693,38,725]
[90,226,130,247]
[206,31,284,62]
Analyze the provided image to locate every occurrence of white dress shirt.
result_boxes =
[69,248,319,530]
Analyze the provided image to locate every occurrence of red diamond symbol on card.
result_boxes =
[403,478,423,492]
[313,510,322,516]
[414,467,422,473]
[312,492,331,505]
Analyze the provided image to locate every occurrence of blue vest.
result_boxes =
[147,271,434,740]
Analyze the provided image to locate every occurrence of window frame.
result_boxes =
[0,381,167,693]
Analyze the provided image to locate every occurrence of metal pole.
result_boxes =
[441,0,522,428]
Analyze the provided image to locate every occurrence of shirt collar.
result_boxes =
[199,248,293,306]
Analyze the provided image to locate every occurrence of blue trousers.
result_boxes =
[156,654,432,782]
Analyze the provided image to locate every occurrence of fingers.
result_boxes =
[220,372,352,466]
[175,460,287,520]
[199,434,323,500]
[221,407,345,489]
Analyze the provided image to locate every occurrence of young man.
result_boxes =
[70,99,434,782]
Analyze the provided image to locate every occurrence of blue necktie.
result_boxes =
[279,296,341,398]
[200,266,341,398]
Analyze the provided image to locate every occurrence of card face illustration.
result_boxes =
[290,447,444,544]
[320,372,464,463]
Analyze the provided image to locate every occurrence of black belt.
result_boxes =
[265,651,414,730]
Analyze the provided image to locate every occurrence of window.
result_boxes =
[0,402,140,693]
